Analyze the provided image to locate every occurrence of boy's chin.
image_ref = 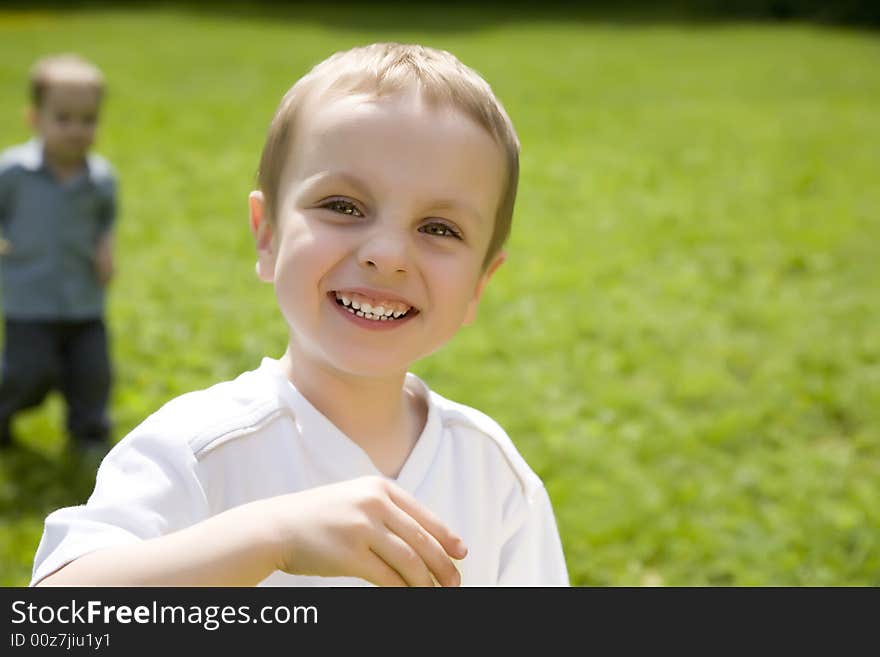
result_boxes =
[47,146,89,164]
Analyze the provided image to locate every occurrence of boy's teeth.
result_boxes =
[334,291,412,321]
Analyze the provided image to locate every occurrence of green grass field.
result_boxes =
[1,4,878,586]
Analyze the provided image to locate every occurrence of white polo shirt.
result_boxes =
[31,358,569,586]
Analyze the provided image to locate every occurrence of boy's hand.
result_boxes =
[94,233,114,286]
[265,476,467,587]
[0,238,11,255]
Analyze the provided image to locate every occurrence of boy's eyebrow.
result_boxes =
[426,199,485,224]
[303,170,368,193]
[303,171,487,223]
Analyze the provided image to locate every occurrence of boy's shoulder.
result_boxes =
[0,141,115,184]
[86,151,116,185]
[0,140,41,175]
[132,359,290,460]
[427,386,544,500]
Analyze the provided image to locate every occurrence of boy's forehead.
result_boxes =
[302,87,424,132]
[40,82,101,109]
[293,89,500,170]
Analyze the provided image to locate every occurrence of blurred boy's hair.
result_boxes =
[30,53,105,107]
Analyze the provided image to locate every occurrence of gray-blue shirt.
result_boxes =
[0,139,117,320]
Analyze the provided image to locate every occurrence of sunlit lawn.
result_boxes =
[1,4,878,585]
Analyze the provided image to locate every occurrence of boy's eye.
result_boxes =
[322,199,363,217]
[419,221,462,239]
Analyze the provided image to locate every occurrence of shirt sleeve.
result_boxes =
[30,420,209,586]
[0,158,13,229]
[497,484,569,586]
[96,174,117,235]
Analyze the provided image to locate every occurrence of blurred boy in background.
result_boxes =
[0,54,117,452]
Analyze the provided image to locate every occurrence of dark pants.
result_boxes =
[0,318,112,446]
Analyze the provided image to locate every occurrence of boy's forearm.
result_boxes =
[36,499,281,587]
[94,232,114,285]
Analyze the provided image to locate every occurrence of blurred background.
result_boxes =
[0,1,877,586]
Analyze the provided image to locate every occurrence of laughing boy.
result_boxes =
[32,43,568,587]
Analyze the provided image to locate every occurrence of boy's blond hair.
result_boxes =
[29,54,105,107]
[258,43,520,268]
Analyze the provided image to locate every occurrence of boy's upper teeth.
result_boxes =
[335,291,412,316]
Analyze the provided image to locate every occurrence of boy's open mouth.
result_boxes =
[330,291,418,322]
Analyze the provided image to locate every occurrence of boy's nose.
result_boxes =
[357,232,410,275]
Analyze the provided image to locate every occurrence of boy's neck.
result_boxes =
[280,346,428,479]
[42,147,88,182]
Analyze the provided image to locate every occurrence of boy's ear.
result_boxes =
[249,190,276,282]
[25,105,37,130]
[463,250,506,326]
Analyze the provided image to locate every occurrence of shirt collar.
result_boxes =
[18,139,45,172]
[259,356,442,493]
[21,138,96,182]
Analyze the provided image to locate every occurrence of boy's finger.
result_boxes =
[384,510,460,587]
[370,532,436,587]
[386,484,468,559]
[363,549,409,587]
